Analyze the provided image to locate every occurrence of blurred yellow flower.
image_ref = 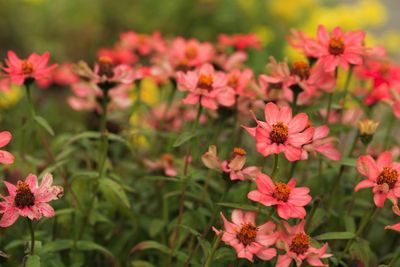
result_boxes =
[0,86,23,109]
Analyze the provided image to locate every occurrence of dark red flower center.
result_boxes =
[290,233,310,255]
[236,223,257,246]
[197,74,213,91]
[270,122,289,144]
[185,46,198,60]
[97,56,114,78]
[377,167,398,189]
[21,60,34,75]
[273,182,291,202]
[290,61,310,80]
[328,37,345,55]
[14,181,35,208]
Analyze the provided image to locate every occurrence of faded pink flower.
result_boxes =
[0,173,63,227]
[143,154,177,177]
[213,209,278,262]
[248,172,311,219]
[302,125,341,161]
[177,64,235,110]
[3,51,57,85]
[221,148,259,181]
[355,151,400,207]
[0,131,14,165]
[276,220,332,267]
[244,102,314,161]
[201,145,222,171]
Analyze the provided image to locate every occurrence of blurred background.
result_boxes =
[0,0,399,62]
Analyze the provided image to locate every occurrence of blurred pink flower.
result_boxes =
[0,173,63,227]
[144,154,177,177]
[218,33,262,50]
[302,125,341,161]
[213,209,278,262]
[0,131,14,165]
[248,172,311,219]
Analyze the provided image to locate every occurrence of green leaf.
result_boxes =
[25,255,41,267]
[34,116,54,136]
[76,240,115,262]
[339,157,357,167]
[131,260,155,267]
[41,239,74,254]
[217,202,259,212]
[129,241,170,255]
[99,178,131,207]
[314,232,355,240]
[108,133,132,149]
[173,131,196,147]
[66,131,100,145]
[149,219,166,238]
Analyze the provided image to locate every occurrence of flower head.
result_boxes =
[221,148,260,181]
[355,151,400,207]
[0,131,14,165]
[213,209,278,262]
[276,220,332,267]
[0,173,63,227]
[248,172,311,219]
[302,125,341,161]
[3,51,57,85]
[244,102,314,161]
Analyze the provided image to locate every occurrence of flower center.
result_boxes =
[290,233,310,255]
[97,56,114,78]
[270,122,289,144]
[185,46,198,60]
[228,75,239,89]
[273,182,291,202]
[236,223,257,246]
[161,153,174,163]
[21,60,34,75]
[233,147,246,156]
[197,74,213,91]
[328,37,345,55]
[14,181,35,208]
[290,61,310,80]
[377,167,398,189]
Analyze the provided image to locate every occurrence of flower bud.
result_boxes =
[357,119,379,145]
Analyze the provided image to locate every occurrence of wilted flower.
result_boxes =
[0,173,63,227]
[213,209,278,262]
[357,119,379,145]
[221,148,259,181]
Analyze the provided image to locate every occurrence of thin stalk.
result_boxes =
[305,198,320,232]
[204,234,222,267]
[388,249,400,267]
[340,65,354,119]
[25,84,36,118]
[271,154,279,179]
[27,219,35,255]
[383,114,396,150]
[325,93,333,124]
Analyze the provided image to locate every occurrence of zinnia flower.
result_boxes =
[276,220,332,267]
[0,131,14,165]
[302,125,341,161]
[221,148,259,181]
[177,64,235,110]
[3,51,58,85]
[244,102,314,161]
[355,151,400,207]
[213,209,278,262]
[0,173,63,227]
[248,172,311,219]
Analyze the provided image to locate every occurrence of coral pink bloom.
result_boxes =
[177,64,235,110]
[119,31,166,56]
[218,33,262,50]
[143,154,177,177]
[0,131,14,165]
[244,102,314,161]
[0,173,63,227]
[226,68,253,95]
[355,151,400,207]
[314,25,365,72]
[221,148,259,181]
[287,29,321,59]
[3,51,57,85]
[97,46,137,65]
[213,209,278,262]
[302,125,341,161]
[248,172,311,219]
[276,220,332,267]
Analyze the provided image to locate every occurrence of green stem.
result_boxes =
[271,154,279,179]
[305,198,320,232]
[388,249,400,267]
[27,219,35,255]
[325,93,333,124]
[204,234,222,267]
[340,65,354,118]
[383,114,396,150]
[25,84,36,118]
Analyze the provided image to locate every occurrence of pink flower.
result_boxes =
[97,46,137,65]
[143,154,177,177]
[3,51,58,85]
[248,172,311,219]
[177,64,235,110]
[385,204,400,232]
[213,209,278,262]
[226,68,253,95]
[218,33,262,50]
[276,220,332,267]
[302,125,341,161]
[0,173,63,227]
[221,148,260,181]
[244,102,314,161]
[120,31,166,56]
[0,131,14,165]
[313,25,365,72]
[355,151,400,207]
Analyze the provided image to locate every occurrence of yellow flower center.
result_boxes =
[273,182,291,202]
[270,121,289,144]
[197,74,213,91]
[228,75,239,89]
[161,153,174,163]
[236,223,257,246]
[185,46,198,60]
[377,167,398,189]
[233,147,247,156]
[14,181,35,208]
[290,61,310,80]
[328,37,345,55]
[21,60,34,75]
[290,233,310,255]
